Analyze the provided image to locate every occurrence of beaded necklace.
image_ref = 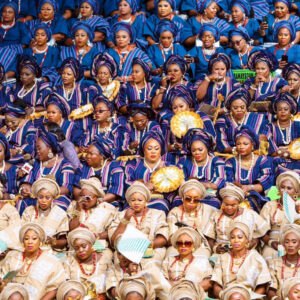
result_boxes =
[33,46,49,67]
[180,205,198,229]
[0,19,15,39]
[277,119,292,145]
[17,80,37,99]
[159,44,174,63]
[193,155,209,179]
[230,249,248,274]
[116,45,134,70]
[133,208,147,230]
[21,249,43,275]
[238,153,255,182]
[217,208,240,231]
[168,255,194,281]
[79,251,97,276]
[273,44,291,57]
[281,255,300,279]
[202,47,215,62]
[39,155,58,177]
[238,46,252,69]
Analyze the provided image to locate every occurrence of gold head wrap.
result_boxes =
[0,283,29,300]
[56,280,86,300]
[171,227,202,250]
[219,183,245,203]
[276,171,300,194]
[32,175,60,198]
[281,277,300,299]
[279,224,300,245]
[67,227,95,248]
[220,284,251,300]
[228,222,251,241]
[19,222,46,244]
[179,179,206,199]
[169,279,205,300]
[79,177,105,198]
[125,181,151,202]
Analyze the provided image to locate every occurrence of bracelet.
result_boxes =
[127,147,136,154]
[204,76,211,82]
[121,218,130,225]
[250,85,257,91]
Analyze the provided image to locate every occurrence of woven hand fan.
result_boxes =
[69,103,94,120]
[292,113,300,122]
[150,166,184,193]
[288,138,300,160]
[170,111,204,138]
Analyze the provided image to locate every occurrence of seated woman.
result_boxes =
[23,24,60,86]
[281,277,300,300]
[106,22,152,81]
[260,171,300,263]
[65,227,112,299]
[0,283,29,300]
[212,222,271,297]
[180,128,225,208]
[243,50,286,103]
[188,23,225,80]
[109,181,168,269]
[204,183,269,255]
[17,127,75,214]
[220,284,251,300]
[268,224,300,299]
[163,227,212,290]
[0,63,15,105]
[226,28,263,70]
[117,58,158,115]
[225,126,273,211]
[215,88,269,154]
[56,280,86,300]
[0,223,67,300]
[147,19,187,76]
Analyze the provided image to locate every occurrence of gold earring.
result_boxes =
[246,242,250,249]
[192,248,195,253]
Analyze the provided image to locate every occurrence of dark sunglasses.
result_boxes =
[176,241,193,247]
[232,38,243,46]
[184,197,201,203]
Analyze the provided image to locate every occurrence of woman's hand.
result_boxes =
[124,208,135,221]
[0,126,7,135]
[280,85,292,93]
[152,68,163,76]
[208,73,221,82]
[279,60,288,69]
[128,262,139,275]
[129,141,139,150]
[160,75,171,88]
[254,74,268,86]
[259,21,268,31]
[173,142,182,151]
[19,184,31,197]
[216,244,227,254]
[145,182,156,193]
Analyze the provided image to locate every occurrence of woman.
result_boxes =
[0,223,67,300]
[204,183,270,254]
[0,63,15,106]
[180,128,224,208]
[225,125,273,211]
[196,53,240,113]
[21,176,68,251]
[168,279,205,300]
[215,88,269,154]
[244,50,286,103]
[268,224,300,298]
[106,22,152,81]
[65,227,112,299]
[188,23,225,80]
[212,222,271,297]
[163,227,212,289]
[56,280,86,300]
[147,19,187,75]
[220,284,251,300]
[0,283,29,299]
[281,277,300,300]
[260,171,300,263]
[18,127,75,214]
[109,181,168,269]
[226,28,263,70]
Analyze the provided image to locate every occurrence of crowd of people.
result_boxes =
[0,0,299,299]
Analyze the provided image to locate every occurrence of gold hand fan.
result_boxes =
[69,103,94,120]
[150,166,184,193]
[288,138,300,160]
[170,111,204,138]
[292,113,300,122]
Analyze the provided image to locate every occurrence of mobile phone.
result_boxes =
[281,55,288,62]
[223,244,230,251]
[263,16,268,23]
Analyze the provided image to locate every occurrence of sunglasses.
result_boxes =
[232,38,243,46]
[80,195,94,202]
[94,109,109,114]
[176,241,193,247]
[184,197,201,203]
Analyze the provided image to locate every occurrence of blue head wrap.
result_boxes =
[155,0,176,11]
[230,0,251,16]
[167,84,196,110]
[164,55,188,75]
[0,0,18,18]
[112,22,136,44]
[198,23,220,41]
[139,131,167,157]
[272,92,298,115]
[132,57,152,81]
[229,27,250,41]
[128,103,155,119]
[2,102,26,118]
[0,63,4,83]
[17,55,42,78]
[183,128,216,153]
[274,0,292,9]
[92,95,114,114]
[38,0,59,13]
[225,88,251,110]
[234,125,259,150]
[34,23,52,42]
[71,21,95,43]
[92,135,114,159]
[154,19,178,39]
[44,92,71,118]
[59,57,83,82]
[38,126,62,154]
[282,63,300,80]
[91,53,117,79]
[198,0,216,13]
[79,0,99,13]
[247,50,278,72]
[273,20,296,42]
[118,0,138,14]
[208,53,231,73]
[0,133,10,160]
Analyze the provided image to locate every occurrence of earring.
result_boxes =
[246,242,250,249]
[109,77,112,83]
[48,150,54,159]
[298,249,300,255]
[274,114,277,119]
[192,248,195,253]
[228,244,233,249]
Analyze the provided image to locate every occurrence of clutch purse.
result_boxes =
[69,104,94,120]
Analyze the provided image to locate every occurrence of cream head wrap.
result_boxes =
[56,280,86,300]
[169,279,205,300]
[219,183,245,203]
[279,224,300,245]
[79,177,105,198]
[179,179,206,199]
[228,222,251,241]
[67,227,96,249]
[281,277,300,299]
[32,175,60,198]
[276,171,300,194]
[125,181,151,202]
[19,222,46,244]
[171,227,202,249]
[0,283,29,300]
[220,284,251,300]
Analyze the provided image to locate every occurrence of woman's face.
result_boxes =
[47,104,63,123]
[201,31,215,49]
[20,67,35,86]
[80,1,93,18]
[279,179,297,199]
[183,188,201,212]
[62,67,75,86]
[97,65,111,85]
[116,30,131,48]
[80,188,98,210]
[37,188,54,211]
[172,97,190,114]
[129,192,147,213]
[36,138,52,162]
[176,233,194,257]
[229,293,246,300]
[132,113,149,131]
[8,293,24,300]
[35,29,48,46]
[0,143,5,162]
[231,6,244,23]
[119,0,132,15]
[64,289,83,300]
[230,99,247,120]
[132,64,146,84]
[1,6,15,23]
[236,136,253,156]
[117,251,131,268]
[255,61,270,78]
[73,238,93,261]
[5,114,22,131]
[167,64,183,83]
[287,72,300,91]
[289,284,300,300]
[204,2,218,19]
[191,140,208,162]
[75,29,89,48]
[222,197,240,216]
[23,229,40,254]
[230,228,248,252]
[277,101,292,122]
[40,3,54,21]
[278,27,291,46]
[275,1,289,18]
[157,0,172,17]
[212,61,227,79]
[231,36,247,52]
[160,31,173,48]
[284,232,300,256]
[86,145,103,168]
[94,102,111,123]
[144,138,161,163]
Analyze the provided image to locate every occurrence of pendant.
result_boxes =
[85,264,94,272]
